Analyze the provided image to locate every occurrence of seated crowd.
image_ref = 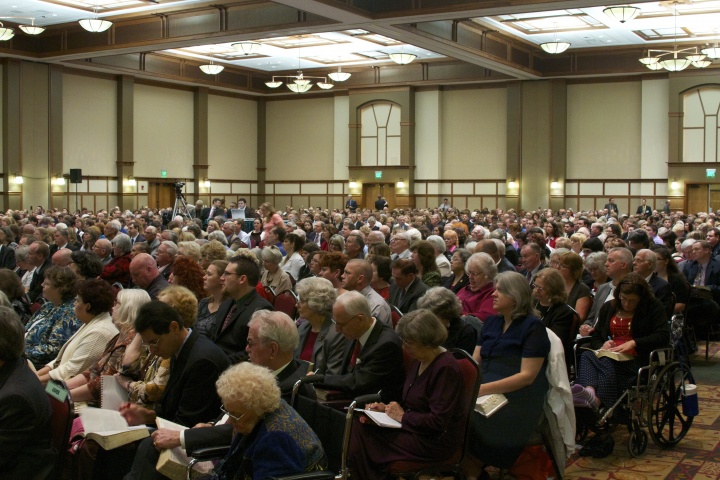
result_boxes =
[0,196,708,479]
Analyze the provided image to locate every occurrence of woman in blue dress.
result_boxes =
[465,271,550,480]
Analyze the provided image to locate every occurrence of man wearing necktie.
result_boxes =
[315,291,403,402]
[201,198,223,226]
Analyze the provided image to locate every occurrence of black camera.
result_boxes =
[175,182,185,189]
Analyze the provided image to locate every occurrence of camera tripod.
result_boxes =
[172,184,193,221]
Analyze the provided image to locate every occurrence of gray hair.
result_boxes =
[584,252,607,273]
[335,290,372,319]
[680,238,696,251]
[465,252,498,281]
[112,233,132,254]
[637,248,657,271]
[426,235,446,254]
[248,310,299,352]
[261,246,283,264]
[178,241,202,262]
[113,289,151,332]
[417,286,462,320]
[15,245,30,263]
[0,306,23,360]
[106,220,122,232]
[491,238,506,256]
[452,248,473,265]
[207,231,228,245]
[406,228,422,243]
[215,362,280,417]
[295,277,337,316]
[395,309,448,348]
[495,271,537,320]
[160,240,178,256]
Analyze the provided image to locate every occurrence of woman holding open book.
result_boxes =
[464,272,550,480]
[64,289,151,405]
[348,309,466,480]
[573,273,669,410]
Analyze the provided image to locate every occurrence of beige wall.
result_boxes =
[134,84,194,179]
[21,62,50,209]
[440,88,507,179]
[63,73,117,176]
[265,97,335,181]
[208,94,257,181]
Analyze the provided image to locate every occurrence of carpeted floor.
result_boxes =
[561,341,720,480]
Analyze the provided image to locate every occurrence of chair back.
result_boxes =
[46,380,74,480]
[389,304,403,328]
[452,348,482,461]
[274,291,298,319]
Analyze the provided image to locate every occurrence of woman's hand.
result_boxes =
[385,402,405,423]
[119,402,154,426]
[609,340,636,354]
[366,402,387,412]
[601,340,615,350]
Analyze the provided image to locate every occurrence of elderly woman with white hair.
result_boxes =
[417,286,477,354]
[100,233,133,287]
[456,252,498,321]
[260,246,293,295]
[426,235,451,277]
[210,362,327,480]
[64,289,151,404]
[294,277,347,374]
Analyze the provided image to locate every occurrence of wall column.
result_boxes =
[117,75,135,211]
[2,59,21,210]
[193,87,209,206]
[256,98,266,204]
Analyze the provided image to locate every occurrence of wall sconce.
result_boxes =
[551,180,560,189]
[54,175,66,186]
[397,178,405,188]
[13,173,23,185]
[671,179,679,189]
[204,178,211,188]
[349,178,357,188]
[126,176,136,187]
[508,179,517,189]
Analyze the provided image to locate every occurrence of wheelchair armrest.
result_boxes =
[353,393,382,408]
[267,472,336,480]
[187,445,230,461]
[297,374,326,384]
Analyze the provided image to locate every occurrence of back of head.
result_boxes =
[158,285,199,328]
[0,307,24,361]
[248,310,299,352]
[396,309,448,348]
[336,290,372,319]
[134,300,184,334]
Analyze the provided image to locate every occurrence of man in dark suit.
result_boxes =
[604,197,619,216]
[633,249,672,316]
[0,228,16,270]
[155,240,176,281]
[317,291,404,402]
[49,227,80,257]
[200,197,223,225]
[211,256,272,364]
[518,243,546,286]
[683,240,720,296]
[374,195,388,211]
[129,253,170,300]
[389,259,428,314]
[127,221,145,245]
[227,197,255,220]
[706,227,720,258]
[345,194,358,213]
[636,199,652,217]
[0,308,55,479]
[27,240,52,303]
[121,301,230,480]
[149,310,315,461]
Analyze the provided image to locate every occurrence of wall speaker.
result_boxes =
[69,169,82,184]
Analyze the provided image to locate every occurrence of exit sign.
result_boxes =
[707,169,716,178]
[375,171,382,179]
[161,170,167,178]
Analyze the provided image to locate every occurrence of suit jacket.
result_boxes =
[49,243,79,257]
[28,258,52,303]
[604,202,619,214]
[636,205,652,216]
[648,273,672,318]
[159,263,173,281]
[183,358,314,454]
[585,281,614,327]
[155,330,230,428]
[389,277,428,314]
[682,257,720,302]
[0,357,55,479]
[518,263,547,286]
[146,274,170,300]
[0,245,16,270]
[211,291,273,364]
[319,320,404,402]
[295,316,348,375]
[130,234,146,245]
[497,257,516,273]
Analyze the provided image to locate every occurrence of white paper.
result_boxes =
[80,407,132,434]
[103,376,129,411]
[358,409,402,428]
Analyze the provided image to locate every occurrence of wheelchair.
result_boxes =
[574,315,695,458]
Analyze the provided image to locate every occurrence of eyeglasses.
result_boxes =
[532,284,545,291]
[332,314,360,328]
[220,405,247,422]
[223,271,241,277]
[141,336,161,348]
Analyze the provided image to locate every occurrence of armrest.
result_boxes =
[353,392,382,408]
[268,472,336,480]
[187,445,230,461]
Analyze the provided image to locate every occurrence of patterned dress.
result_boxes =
[24,299,80,369]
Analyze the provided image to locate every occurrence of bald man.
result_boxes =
[51,248,73,267]
[129,253,169,300]
[341,259,392,326]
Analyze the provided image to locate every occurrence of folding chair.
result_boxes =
[46,380,74,480]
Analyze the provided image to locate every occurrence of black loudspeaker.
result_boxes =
[69,169,82,184]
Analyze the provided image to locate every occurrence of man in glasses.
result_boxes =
[315,291,403,403]
[580,247,633,336]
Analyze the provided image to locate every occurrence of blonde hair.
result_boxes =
[215,362,281,417]
[158,285,198,328]
[113,289,151,332]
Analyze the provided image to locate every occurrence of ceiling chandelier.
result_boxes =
[0,17,45,39]
[199,61,224,75]
[388,52,416,64]
[232,41,261,56]
[603,5,641,23]
[638,3,709,71]
[540,23,570,54]
[79,5,112,32]
[265,48,336,92]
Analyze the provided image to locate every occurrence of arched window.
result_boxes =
[360,102,401,166]
[683,86,720,163]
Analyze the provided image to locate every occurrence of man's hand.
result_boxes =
[151,429,181,450]
[579,324,594,337]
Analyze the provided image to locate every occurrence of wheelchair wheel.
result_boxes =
[627,419,648,457]
[647,362,694,448]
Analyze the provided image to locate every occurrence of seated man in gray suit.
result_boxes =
[580,247,633,336]
[389,259,428,314]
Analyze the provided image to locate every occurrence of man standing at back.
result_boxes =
[604,197,619,216]
[211,256,272,363]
